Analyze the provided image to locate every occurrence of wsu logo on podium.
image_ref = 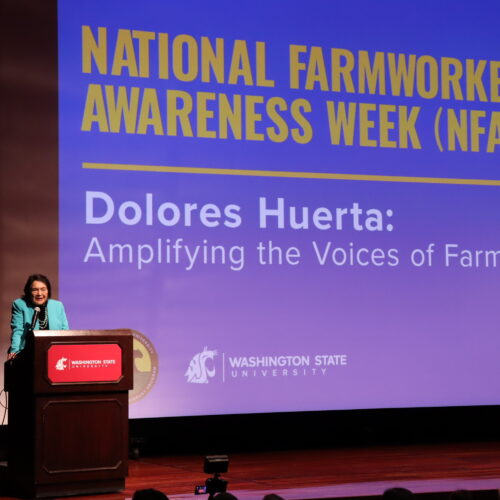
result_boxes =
[185,347,218,384]
[55,357,68,371]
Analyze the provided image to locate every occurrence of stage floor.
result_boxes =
[1,442,500,500]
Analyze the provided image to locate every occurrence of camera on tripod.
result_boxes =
[194,455,229,498]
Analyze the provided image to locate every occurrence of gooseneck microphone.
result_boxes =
[30,306,41,330]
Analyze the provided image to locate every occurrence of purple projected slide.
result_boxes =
[58,0,500,418]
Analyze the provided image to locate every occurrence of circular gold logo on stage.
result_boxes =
[130,330,158,404]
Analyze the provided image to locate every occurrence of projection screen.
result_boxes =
[57,0,500,418]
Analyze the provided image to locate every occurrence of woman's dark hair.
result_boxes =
[23,274,52,303]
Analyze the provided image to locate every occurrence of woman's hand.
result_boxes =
[7,352,17,361]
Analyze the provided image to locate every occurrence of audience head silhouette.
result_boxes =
[132,488,169,500]
[383,487,414,500]
[213,493,238,500]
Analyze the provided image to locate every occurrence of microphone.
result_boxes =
[30,306,41,330]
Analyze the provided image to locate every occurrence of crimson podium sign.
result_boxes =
[47,343,123,383]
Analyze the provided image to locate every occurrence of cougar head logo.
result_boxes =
[55,357,68,371]
[185,347,218,384]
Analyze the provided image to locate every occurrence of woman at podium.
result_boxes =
[7,274,69,360]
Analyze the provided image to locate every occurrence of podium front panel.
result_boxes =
[36,393,128,482]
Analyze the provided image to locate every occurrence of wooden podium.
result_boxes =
[2,329,133,498]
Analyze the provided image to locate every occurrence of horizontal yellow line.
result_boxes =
[82,162,500,186]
